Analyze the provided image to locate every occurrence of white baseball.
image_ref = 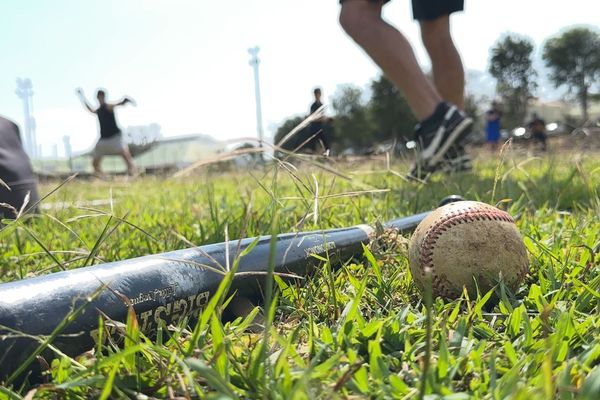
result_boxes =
[408,201,529,300]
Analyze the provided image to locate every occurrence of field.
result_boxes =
[1,146,600,399]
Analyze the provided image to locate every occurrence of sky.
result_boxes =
[0,0,597,157]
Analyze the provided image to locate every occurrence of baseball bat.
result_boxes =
[0,195,464,381]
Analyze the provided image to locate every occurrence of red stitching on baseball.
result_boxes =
[419,206,516,297]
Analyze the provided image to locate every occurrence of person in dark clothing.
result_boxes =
[76,88,136,176]
[0,115,40,219]
[339,0,472,180]
[308,88,331,156]
[527,113,547,151]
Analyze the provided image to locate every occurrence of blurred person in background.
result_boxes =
[528,113,547,151]
[76,88,136,177]
[486,101,502,151]
[308,87,332,157]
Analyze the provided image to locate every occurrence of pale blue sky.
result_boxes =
[1,0,597,156]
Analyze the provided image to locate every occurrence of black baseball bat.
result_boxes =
[0,195,464,381]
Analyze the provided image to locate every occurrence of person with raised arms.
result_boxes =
[76,88,136,177]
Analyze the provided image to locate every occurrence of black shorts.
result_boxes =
[339,0,464,21]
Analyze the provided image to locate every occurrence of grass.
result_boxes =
[1,147,599,399]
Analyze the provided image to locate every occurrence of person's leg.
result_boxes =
[411,0,471,177]
[420,15,465,109]
[307,124,320,153]
[339,0,441,121]
[537,133,547,151]
[121,147,136,175]
[92,156,103,175]
[340,0,472,180]
[486,127,497,152]
[317,129,331,155]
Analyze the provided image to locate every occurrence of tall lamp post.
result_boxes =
[63,135,73,172]
[15,78,37,158]
[248,46,264,148]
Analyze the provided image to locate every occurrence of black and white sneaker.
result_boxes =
[408,102,473,180]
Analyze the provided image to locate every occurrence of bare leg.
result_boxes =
[121,147,136,175]
[339,0,441,121]
[420,16,465,109]
[92,156,103,176]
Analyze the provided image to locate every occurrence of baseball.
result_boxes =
[408,201,529,300]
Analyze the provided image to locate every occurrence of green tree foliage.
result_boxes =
[369,76,416,143]
[330,84,374,150]
[543,27,600,122]
[489,34,537,128]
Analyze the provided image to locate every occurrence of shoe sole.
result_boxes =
[427,117,473,167]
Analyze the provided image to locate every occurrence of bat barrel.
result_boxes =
[0,226,372,380]
[384,211,431,233]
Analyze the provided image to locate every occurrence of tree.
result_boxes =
[330,84,374,150]
[543,27,600,122]
[369,75,416,143]
[489,34,537,128]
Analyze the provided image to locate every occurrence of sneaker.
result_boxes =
[407,144,472,180]
[323,149,330,157]
[407,157,437,181]
[407,102,473,180]
[440,143,473,173]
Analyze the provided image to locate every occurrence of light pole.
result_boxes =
[248,46,264,148]
[15,78,37,158]
[63,135,73,172]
